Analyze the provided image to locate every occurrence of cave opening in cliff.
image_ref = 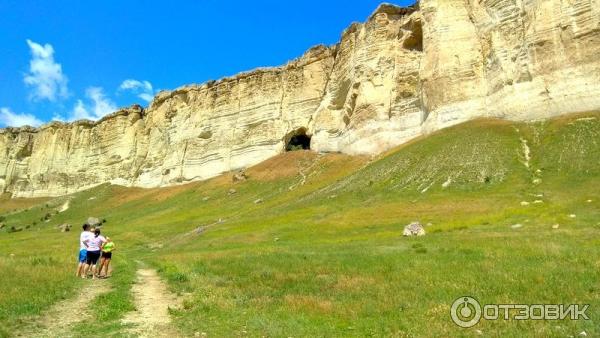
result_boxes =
[285,128,311,151]
[402,19,423,51]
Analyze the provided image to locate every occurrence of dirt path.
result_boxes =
[16,279,110,337]
[121,268,181,337]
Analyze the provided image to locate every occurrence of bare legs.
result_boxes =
[91,264,97,279]
[82,264,88,278]
[76,262,85,277]
[99,258,111,277]
[82,263,98,278]
[82,263,91,278]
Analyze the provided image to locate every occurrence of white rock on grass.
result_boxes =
[442,178,452,188]
[403,222,426,236]
[520,201,530,206]
[87,217,102,227]
[552,224,560,229]
[58,223,72,232]
[511,223,523,229]
[569,214,577,218]
[58,200,70,213]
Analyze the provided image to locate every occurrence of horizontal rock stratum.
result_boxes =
[1,1,599,197]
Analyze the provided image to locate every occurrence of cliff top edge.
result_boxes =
[0,2,415,134]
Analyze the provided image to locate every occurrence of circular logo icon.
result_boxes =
[451,296,482,328]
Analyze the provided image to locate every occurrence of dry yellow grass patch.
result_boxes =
[546,110,599,127]
[247,151,319,181]
[425,303,450,318]
[247,151,368,182]
[284,294,334,314]
[249,295,274,308]
[106,181,205,205]
[0,193,49,214]
[334,275,377,292]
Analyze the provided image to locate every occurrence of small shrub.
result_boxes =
[40,212,52,222]
[182,299,194,310]
[169,272,189,283]
[8,226,23,233]
[415,248,428,254]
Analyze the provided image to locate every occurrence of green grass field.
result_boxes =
[0,113,598,337]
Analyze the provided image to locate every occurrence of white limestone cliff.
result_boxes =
[1,1,599,197]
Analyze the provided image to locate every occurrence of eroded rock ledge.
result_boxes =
[2,1,599,197]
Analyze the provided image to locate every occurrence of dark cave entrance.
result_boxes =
[402,19,423,51]
[285,128,311,151]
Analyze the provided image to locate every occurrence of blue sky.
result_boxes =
[0,0,413,127]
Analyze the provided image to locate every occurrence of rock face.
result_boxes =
[1,1,600,197]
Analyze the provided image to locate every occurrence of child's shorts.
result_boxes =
[86,250,101,265]
[78,249,87,263]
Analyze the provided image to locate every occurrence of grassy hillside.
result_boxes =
[0,194,49,214]
[0,112,598,337]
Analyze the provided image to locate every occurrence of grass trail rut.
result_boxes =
[122,268,181,337]
[15,279,110,337]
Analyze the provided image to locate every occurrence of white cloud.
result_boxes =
[119,79,155,102]
[86,87,116,118]
[64,87,116,122]
[23,39,69,102]
[138,93,154,102]
[0,107,44,127]
[119,79,152,91]
[70,99,94,121]
[51,113,66,122]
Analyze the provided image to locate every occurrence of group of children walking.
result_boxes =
[75,223,116,279]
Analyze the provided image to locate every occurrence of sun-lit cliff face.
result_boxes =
[1,1,599,197]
